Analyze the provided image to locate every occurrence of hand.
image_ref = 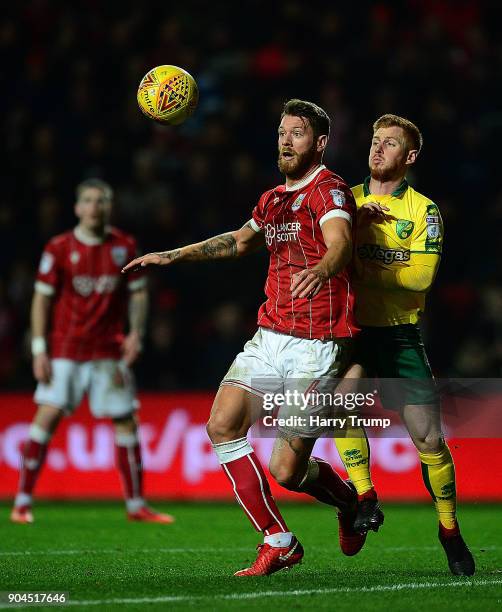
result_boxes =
[358,201,390,225]
[291,267,328,299]
[121,330,143,367]
[33,353,52,384]
[121,250,180,273]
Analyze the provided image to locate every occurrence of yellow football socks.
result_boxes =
[419,443,457,529]
[334,427,373,495]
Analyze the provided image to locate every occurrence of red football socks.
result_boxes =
[221,452,288,535]
[17,439,48,497]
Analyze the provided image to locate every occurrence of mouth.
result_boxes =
[281,150,295,160]
[372,156,384,163]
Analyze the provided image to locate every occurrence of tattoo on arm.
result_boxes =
[159,249,181,262]
[157,232,238,264]
[200,233,237,259]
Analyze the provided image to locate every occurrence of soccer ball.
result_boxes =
[137,65,199,125]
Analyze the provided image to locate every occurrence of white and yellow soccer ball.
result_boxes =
[137,65,199,125]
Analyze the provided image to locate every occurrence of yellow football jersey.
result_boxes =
[352,177,443,327]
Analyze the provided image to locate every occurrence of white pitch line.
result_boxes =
[0,545,499,556]
[0,547,251,557]
[0,579,500,609]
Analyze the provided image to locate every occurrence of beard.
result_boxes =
[278,144,317,179]
[369,158,402,182]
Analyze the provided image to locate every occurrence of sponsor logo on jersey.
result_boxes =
[358,244,411,264]
[111,246,127,267]
[70,251,80,264]
[291,193,305,212]
[425,204,441,251]
[73,275,120,296]
[329,189,346,208]
[39,252,54,274]
[264,222,301,246]
[426,224,440,239]
[395,219,414,239]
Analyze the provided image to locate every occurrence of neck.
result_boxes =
[285,162,322,188]
[368,174,405,196]
[77,223,106,239]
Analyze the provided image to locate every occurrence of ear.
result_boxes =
[317,134,328,153]
[74,201,81,219]
[405,149,418,166]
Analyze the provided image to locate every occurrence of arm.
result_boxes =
[31,291,53,383]
[291,217,352,299]
[122,220,265,273]
[359,252,440,292]
[121,287,148,367]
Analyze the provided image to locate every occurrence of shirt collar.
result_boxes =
[285,165,326,192]
[363,176,409,198]
[74,225,109,245]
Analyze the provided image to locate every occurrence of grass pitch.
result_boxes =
[0,502,501,611]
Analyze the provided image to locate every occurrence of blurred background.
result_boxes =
[1,0,502,393]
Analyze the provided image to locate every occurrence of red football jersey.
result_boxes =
[251,166,359,340]
[35,226,146,361]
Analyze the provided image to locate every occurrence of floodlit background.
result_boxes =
[1,0,501,502]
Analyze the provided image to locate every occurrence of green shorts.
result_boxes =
[356,324,438,409]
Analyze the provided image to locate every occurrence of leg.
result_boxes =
[332,363,384,533]
[207,385,289,537]
[269,436,353,511]
[400,403,455,526]
[113,413,174,524]
[401,403,475,576]
[333,364,375,497]
[269,435,366,557]
[12,404,63,523]
[208,385,303,575]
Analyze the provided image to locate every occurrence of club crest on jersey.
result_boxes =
[329,189,345,208]
[396,219,414,239]
[111,246,127,266]
[70,251,80,264]
[291,193,305,211]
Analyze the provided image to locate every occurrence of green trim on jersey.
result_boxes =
[363,176,409,198]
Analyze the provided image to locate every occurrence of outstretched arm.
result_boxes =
[122,220,265,273]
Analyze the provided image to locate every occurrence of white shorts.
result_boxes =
[34,358,138,419]
[221,327,353,437]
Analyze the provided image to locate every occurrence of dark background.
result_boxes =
[2,0,501,390]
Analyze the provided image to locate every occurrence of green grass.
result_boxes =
[0,502,501,611]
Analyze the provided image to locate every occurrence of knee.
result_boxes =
[113,414,137,435]
[34,406,62,434]
[269,462,302,491]
[413,432,444,454]
[206,412,244,444]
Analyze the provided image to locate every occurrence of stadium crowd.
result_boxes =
[1,0,501,390]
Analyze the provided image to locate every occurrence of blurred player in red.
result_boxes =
[123,99,364,575]
[11,178,173,525]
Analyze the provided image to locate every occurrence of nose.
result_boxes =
[281,132,293,147]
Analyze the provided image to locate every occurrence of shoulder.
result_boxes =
[257,186,282,207]
[351,184,365,201]
[407,187,442,220]
[44,231,73,252]
[315,168,350,191]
